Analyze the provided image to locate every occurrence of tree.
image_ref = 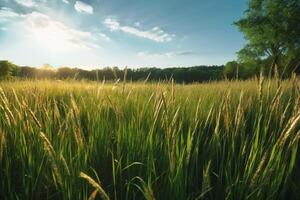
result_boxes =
[224,61,239,79]
[0,60,16,79]
[235,0,300,76]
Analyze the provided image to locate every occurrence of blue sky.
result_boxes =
[0,0,248,69]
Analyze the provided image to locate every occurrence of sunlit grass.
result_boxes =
[0,76,299,199]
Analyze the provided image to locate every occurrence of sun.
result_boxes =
[25,12,88,52]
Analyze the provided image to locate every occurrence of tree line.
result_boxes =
[0,59,299,83]
[0,61,226,83]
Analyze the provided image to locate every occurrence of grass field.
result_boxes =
[0,76,299,200]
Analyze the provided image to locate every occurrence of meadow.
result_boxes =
[0,76,299,200]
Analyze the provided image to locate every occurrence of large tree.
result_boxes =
[235,0,300,76]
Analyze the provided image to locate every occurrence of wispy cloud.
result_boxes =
[14,0,38,8]
[104,18,120,31]
[0,7,22,20]
[137,52,172,58]
[175,51,198,56]
[15,0,47,8]
[98,33,111,42]
[62,0,70,4]
[137,51,197,58]
[74,1,93,14]
[104,18,175,42]
[0,7,100,50]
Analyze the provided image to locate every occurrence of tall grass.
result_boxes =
[0,76,299,199]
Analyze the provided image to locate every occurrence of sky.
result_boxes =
[0,0,248,69]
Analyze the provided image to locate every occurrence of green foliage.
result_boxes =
[0,78,299,199]
[0,60,16,79]
[224,61,239,79]
[224,60,261,80]
[240,61,261,78]
[235,0,300,76]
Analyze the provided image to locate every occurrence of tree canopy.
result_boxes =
[235,0,300,76]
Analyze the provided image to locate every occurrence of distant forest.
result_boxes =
[0,62,224,83]
[0,60,299,83]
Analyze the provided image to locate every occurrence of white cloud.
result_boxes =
[104,18,175,42]
[104,18,120,31]
[98,33,111,42]
[14,0,37,7]
[0,8,100,50]
[14,0,48,8]
[0,7,22,20]
[62,0,70,4]
[137,51,196,58]
[15,0,36,7]
[137,52,173,58]
[74,1,93,14]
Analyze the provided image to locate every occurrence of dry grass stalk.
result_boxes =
[0,88,16,124]
[53,100,61,120]
[122,67,128,93]
[80,172,110,200]
[143,184,156,200]
[234,91,244,133]
[12,88,22,108]
[289,130,300,149]
[214,105,222,135]
[135,177,156,200]
[280,98,292,127]
[70,96,85,148]
[258,72,264,110]
[88,189,99,200]
[251,154,267,186]
[39,132,62,186]
[223,92,232,132]
[0,130,5,162]
[151,97,163,131]
[270,86,283,113]
[70,95,80,127]
[24,102,42,129]
[204,106,214,129]
[279,110,300,147]
[74,127,84,148]
[0,104,11,126]
[60,154,70,176]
